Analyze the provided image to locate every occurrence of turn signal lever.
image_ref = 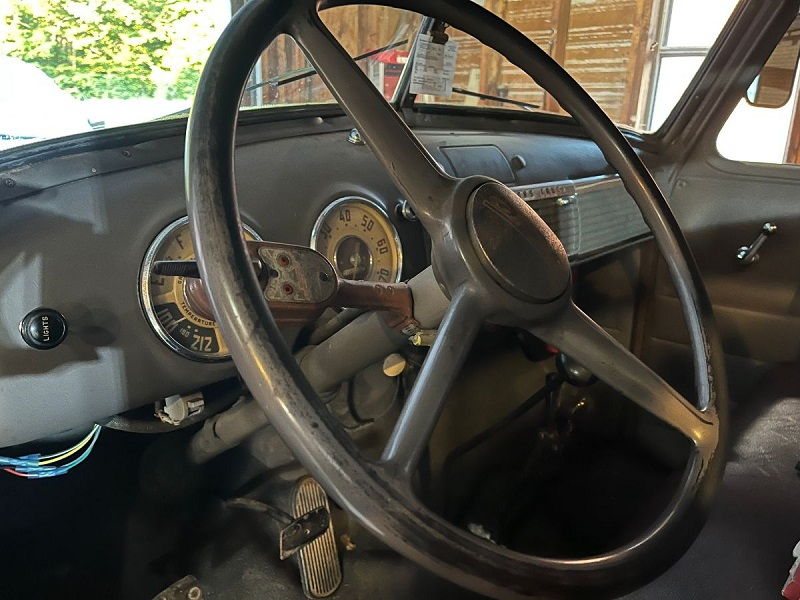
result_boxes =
[152,241,417,332]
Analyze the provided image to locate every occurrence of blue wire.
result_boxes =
[21,429,101,476]
[0,426,102,478]
[0,425,100,467]
[39,425,100,460]
[25,430,101,478]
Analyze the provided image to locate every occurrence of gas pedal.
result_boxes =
[293,476,342,598]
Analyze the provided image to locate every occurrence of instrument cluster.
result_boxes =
[139,197,404,361]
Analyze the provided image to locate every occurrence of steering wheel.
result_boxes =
[185,0,728,597]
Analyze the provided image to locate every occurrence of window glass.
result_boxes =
[0,0,742,153]
[240,8,420,110]
[414,0,739,132]
[717,13,800,164]
[718,88,799,164]
[649,55,705,128]
[665,0,739,48]
[0,2,418,151]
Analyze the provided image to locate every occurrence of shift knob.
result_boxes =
[556,353,596,387]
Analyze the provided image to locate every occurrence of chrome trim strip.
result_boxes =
[512,174,651,261]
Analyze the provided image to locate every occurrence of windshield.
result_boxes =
[414,0,740,131]
[0,1,739,152]
[0,2,420,151]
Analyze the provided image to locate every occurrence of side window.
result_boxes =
[648,0,741,129]
[717,15,800,164]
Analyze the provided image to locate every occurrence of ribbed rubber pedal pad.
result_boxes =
[293,476,342,598]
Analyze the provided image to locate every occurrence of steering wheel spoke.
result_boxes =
[530,302,717,450]
[381,287,483,479]
[288,10,456,230]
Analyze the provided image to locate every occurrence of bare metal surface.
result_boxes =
[259,245,337,304]
[151,576,204,600]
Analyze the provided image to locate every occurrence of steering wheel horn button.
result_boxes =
[467,182,570,303]
[19,307,68,350]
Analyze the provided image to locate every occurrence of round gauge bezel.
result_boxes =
[310,196,403,283]
[139,215,261,362]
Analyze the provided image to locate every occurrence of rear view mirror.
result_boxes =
[746,15,800,108]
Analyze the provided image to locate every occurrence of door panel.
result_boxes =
[642,160,800,402]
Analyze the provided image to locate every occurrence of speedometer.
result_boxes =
[310,197,402,283]
[139,216,260,361]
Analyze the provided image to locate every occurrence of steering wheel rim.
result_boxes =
[185,1,728,598]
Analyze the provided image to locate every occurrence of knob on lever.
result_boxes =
[555,353,596,387]
[737,222,777,266]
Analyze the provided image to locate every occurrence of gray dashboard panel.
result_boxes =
[0,123,650,447]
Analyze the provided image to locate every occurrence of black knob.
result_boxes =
[556,353,596,387]
[19,308,68,350]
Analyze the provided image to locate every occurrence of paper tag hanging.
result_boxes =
[409,34,458,97]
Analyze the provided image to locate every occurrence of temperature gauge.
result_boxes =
[139,216,260,361]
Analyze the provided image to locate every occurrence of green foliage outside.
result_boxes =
[1,0,217,100]
[166,64,201,100]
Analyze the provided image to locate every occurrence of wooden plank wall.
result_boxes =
[241,1,657,127]
[565,0,654,126]
[242,7,417,107]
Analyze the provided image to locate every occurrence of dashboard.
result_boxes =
[0,112,655,446]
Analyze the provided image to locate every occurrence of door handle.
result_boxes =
[736,222,777,265]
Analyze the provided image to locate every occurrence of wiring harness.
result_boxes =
[0,424,101,479]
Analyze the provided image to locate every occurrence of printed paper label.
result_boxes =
[409,34,458,97]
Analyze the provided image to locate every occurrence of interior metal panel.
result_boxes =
[0,119,657,446]
[644,165,800,373]
[637,150,800,409]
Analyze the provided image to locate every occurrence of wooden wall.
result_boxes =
[242,7,417,107]
[443,0,655,126]
[242,1,657,127]
[565,0,654,126]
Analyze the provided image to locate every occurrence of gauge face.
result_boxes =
[311,198,402,283]
[140,217,259,361]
